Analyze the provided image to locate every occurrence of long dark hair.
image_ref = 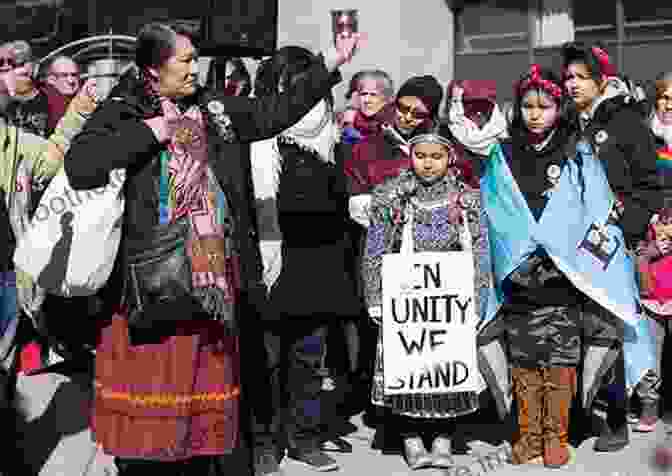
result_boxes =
[561,41,613,81]
[254,46,334,105]
[131,22,199,110]
[206,57,251,96]
[135,22,198,73]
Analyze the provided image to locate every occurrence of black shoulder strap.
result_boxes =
[0,189,15,272]
[500,140,513,161]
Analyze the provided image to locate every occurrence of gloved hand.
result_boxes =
[143,98,180,144]
[15,268,46,330]
[341,126,362,144]
[0,65,30,97]
[349,194,371,228]
[369,305,382,326]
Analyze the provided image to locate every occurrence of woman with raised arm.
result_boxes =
[64,22,360,475]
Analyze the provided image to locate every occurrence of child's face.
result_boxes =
[653,219,672,255]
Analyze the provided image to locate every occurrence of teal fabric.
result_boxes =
[480,141,655,388]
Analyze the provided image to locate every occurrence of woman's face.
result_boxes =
[395,96,431,135]
[358,78,387,118]
[521,89,559,134]
[155,35,198,99]
[412,142,451,181]
[564,62,603,113]
[656,86,672,123]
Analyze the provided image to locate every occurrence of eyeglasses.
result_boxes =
[50,72,80,79]
[396,102,431,121]
[657,95,672,104]
[0,57,16,68]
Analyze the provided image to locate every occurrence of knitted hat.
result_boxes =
[456,79,497,102]
[397,75,443,118]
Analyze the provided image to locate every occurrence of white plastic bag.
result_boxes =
[14,167,125,297]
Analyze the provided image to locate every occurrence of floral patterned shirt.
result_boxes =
[362,168,492,320]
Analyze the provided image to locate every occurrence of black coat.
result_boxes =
[0,189,14,273]
[267,140,360,321]
[580,96,662,247]
[64,58,341,323]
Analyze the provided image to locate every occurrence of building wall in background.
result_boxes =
[276,0,455,110]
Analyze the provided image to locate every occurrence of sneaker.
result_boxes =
[403,436,433,470]
[287,450,339,472]
[430,436,454,469]
[321,377,336,392]
[593,422,629,452]
[255,450,284,476]
[634,416,658,433]
[321,437,353,453]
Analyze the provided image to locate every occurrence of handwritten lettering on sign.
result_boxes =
[382,252,480,395]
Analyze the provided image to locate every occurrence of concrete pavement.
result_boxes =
[12,370,671,476]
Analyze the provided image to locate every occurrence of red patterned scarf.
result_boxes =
[163,105,239,322]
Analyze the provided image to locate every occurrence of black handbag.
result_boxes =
[123,151,200,330]
[124,216,196,329]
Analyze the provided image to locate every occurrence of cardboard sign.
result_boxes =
[382,251,480,395]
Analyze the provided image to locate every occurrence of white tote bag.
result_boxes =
[381,203,486,396]
[14,167,125,297]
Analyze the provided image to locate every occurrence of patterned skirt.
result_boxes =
[370,331,479,418]
[92,315,240,461]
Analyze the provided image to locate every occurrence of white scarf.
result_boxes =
[251,99,337,201]
[280,99,337,165]
[651,112,672,147]
[250,99,338,289]
[447,92,509,157]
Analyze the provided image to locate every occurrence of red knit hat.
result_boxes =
[448,79,497,102]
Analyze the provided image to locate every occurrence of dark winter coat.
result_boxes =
[64,57,341,327]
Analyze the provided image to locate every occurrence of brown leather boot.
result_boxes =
[511,368,544,464]
[541,367,576,468]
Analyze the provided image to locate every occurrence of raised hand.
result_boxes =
[325,32,366,71]
[68,78,99,115]
[143,98,181,144]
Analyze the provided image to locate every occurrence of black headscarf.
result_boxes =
[397,75,444,119]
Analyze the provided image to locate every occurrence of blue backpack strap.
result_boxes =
[500,140,513,162]
[158,150,171,225]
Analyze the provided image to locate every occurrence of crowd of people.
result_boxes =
[0,20,671,476]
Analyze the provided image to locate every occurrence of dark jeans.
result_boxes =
[599,348,628,428]
[253,319,328,456]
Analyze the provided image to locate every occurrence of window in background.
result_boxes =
[572,0,616,44]
[623,0,672,41]
[455,1,530,53]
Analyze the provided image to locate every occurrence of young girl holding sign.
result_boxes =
[362,132,492,469]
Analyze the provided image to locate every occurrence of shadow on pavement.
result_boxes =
[13,375,93,475]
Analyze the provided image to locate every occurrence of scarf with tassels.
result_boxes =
[447,91,509,157]
[279,99,338,165]
[159,103,239,326]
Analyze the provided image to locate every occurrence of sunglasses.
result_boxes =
[396,102,431,121]
[50,72,80,79]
